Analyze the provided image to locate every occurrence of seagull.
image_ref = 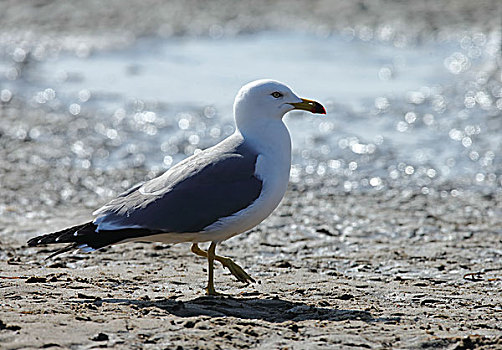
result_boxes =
[28,79,326,295]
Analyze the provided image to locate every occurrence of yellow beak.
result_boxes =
[291,98,326,114]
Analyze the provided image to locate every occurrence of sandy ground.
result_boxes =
[1,188,502,349]
[1,1,502,349]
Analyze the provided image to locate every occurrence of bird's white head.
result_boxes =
[233,79,326,131]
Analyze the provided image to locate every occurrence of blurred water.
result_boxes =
[5,33,454,108]
[1,32,501,193]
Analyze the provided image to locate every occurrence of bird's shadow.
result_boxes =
[86,295,399,324]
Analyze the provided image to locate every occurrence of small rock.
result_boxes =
[275,261,292,268]
[336,293,354,300]
[184,320,195,328]
[0,320,21,331]
[25,276,47,283]
[77,293,95,299]
[92,333,109,341]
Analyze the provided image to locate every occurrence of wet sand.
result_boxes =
[1,189,502,349]
[1,1,502,349]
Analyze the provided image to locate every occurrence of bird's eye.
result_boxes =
[271,92,283,98]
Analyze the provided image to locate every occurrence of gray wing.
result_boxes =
[93,135,263,233]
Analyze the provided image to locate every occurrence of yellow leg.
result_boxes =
[206,242,218,296]
[191,243,255,288]
[191,243,209,258]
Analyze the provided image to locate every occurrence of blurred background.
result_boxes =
[0,0,501,223]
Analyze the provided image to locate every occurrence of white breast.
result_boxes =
[200,120,292,242]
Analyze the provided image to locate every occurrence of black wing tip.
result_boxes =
[26,221,96,247]
[27,236,42,247]
[27,233,58,247]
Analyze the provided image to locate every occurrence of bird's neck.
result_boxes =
[235,118,291,158]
